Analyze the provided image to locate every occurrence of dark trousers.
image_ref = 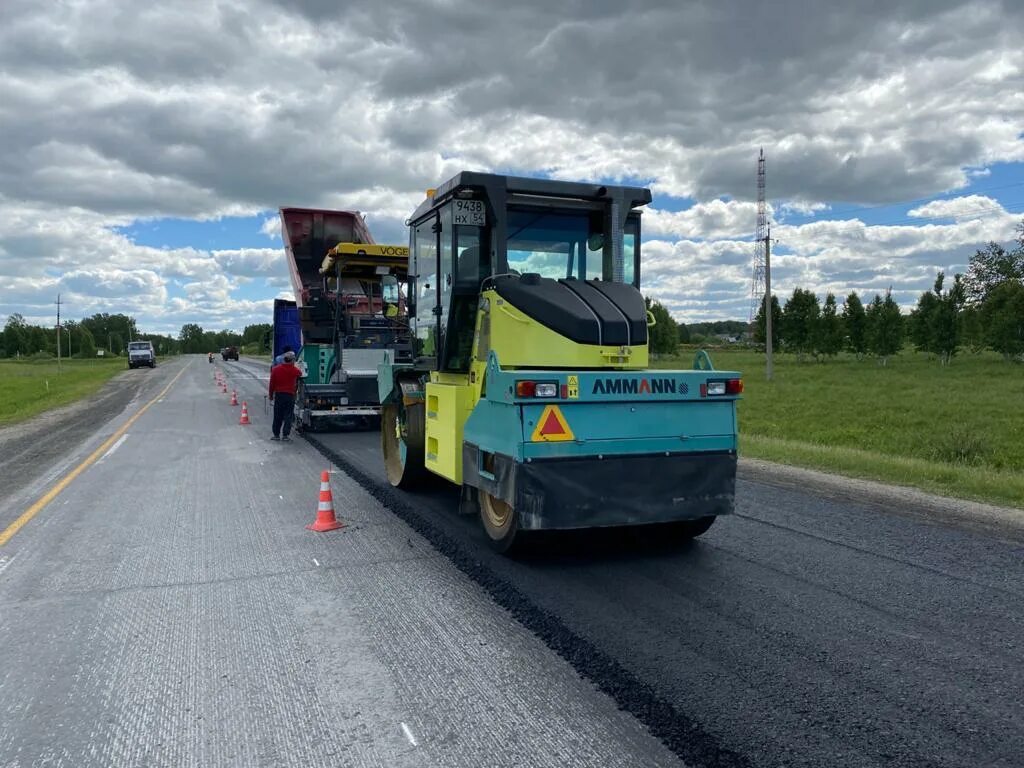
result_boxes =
[272,392,295,437]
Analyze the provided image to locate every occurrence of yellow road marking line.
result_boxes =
[0,362,191,547]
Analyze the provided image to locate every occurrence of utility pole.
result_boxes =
[55,293,62,372]
[748,149,767,322]
[764,226,773,381]
[748,148,774,381]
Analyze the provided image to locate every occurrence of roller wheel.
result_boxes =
[479,490,522,553]
[382,403,426,489]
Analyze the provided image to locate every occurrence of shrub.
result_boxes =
[930,428,991,465]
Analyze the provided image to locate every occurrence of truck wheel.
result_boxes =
[382,403,426,489]
[479,490,523,553]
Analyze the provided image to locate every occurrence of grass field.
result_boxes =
[653,348,1024,508]
[0,358,128,427]
[2,349,1021,508]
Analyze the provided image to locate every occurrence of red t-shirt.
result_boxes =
[269,363,303,397]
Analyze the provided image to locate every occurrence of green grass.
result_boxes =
[653,348,1024,508]
[0,358,128,427]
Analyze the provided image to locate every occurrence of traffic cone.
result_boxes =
[239,401,251,425]
[230,389,238,406]
[307,470,344,532]
[221,381,228,393]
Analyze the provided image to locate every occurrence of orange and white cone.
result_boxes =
[239,401,251,425]
[221,381,228,393]
[230,389,238,406]
[307,470,344,532]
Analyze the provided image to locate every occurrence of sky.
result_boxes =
[1,0,1023,335]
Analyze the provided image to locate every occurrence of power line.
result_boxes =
[863,203,1024,228]
[785,180,1024,221]
[784,202,1024,230]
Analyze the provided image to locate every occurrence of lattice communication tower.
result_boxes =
[749,148,767,322]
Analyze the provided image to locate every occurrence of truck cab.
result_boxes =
[127,341,155,369]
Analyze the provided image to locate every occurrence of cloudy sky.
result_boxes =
[1,0,1023,334]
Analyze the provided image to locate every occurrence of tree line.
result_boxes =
[752,224,1024,364]
[0,312,178,359]
[1,311,271,360]
[177,323,270,354]
[753,288,905,364]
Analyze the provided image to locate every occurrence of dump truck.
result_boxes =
[277,207,411,430]
[378,172,742,552]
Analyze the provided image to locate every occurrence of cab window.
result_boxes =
[412,217,438,356]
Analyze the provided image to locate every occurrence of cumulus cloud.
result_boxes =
[907,195,1005,221]
[640,207,1020,320]
[212,248,284,278]
[0,0,1022,326]
[777,201,831,219]
[260,217,280,239]
[645,200,763,241]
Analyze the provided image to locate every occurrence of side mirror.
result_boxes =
[381,274,400,304]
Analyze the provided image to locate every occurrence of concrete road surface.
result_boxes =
[222,358,1023,768]
[0,357,683,768]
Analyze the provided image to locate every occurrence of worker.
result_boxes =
[268,351,303,442]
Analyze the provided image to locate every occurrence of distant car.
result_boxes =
[127,341,156,369]
[222,346,239,361]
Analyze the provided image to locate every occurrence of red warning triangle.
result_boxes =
[539,410,564,436]
[531,405,574,442]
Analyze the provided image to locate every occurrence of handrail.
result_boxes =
[692,349,715,371]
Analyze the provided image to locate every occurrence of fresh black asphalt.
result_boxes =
[230,358,1024,768]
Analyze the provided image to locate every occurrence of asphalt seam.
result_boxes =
[0,550,449,610]
[304,431,753,768]
[732,511,1024,599]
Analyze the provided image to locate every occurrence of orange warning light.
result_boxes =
[530,405,575,442]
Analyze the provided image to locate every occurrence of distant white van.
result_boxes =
[127,341,156,369]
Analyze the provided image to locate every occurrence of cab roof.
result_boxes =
[409,171,652,223]
[319,243,409,277]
